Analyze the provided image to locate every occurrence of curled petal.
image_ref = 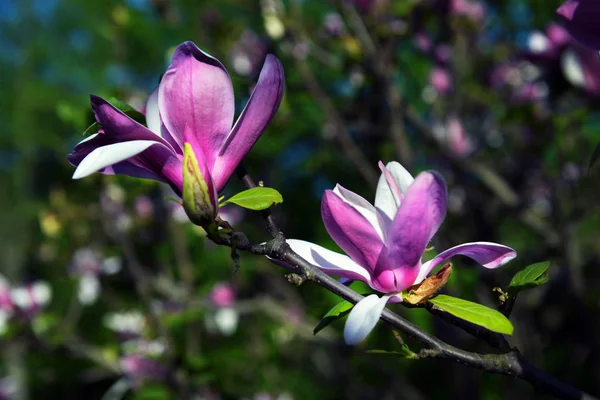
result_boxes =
[159,41,234,168]
[68,95,175,167]
[374,161,414,224]
[344,294,393,345]
[415,242,517,285]
[286,239,373,284]
[72,140,183,194]
[322,190,385,272]
[387,172,447,271]
[212,54,285,191]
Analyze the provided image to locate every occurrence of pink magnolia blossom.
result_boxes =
[209,282,236,308]
[68,41,285,205]
[286,162,516,344]
[429,67,452,94]
[120,355,169,384]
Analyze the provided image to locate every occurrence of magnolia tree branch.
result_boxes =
[206,166,597,400]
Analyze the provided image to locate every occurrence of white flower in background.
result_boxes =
[205,307,239,336]
[11,281,52,317]
[77,274,100,306]
[104,311,145,339]
[70,248,122,305]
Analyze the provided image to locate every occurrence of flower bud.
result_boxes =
[182,143,218,227]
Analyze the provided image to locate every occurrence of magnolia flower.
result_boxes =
[558,0,600,50]
[429,67,452,94]
[209,282,236,308]
[68,41,284,220]
[286,162,516,344]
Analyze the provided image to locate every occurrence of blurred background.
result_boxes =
[1,0,599,398]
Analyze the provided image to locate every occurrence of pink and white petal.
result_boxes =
[73,141,160,179]
[387,172,447,269]
[333,184,385,242]
[322,190,386,272]
[158,41,234,168]
[414,242,517,285]
[145,88,181,152]
[90,95,175,150]
[344,294,392,345]
[212,54,285,191]
[68,96,176,168]
[374,161,414,222]
[145,88,162,136]
[287,239,373,285]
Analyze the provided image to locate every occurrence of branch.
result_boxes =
[207,168,596,400]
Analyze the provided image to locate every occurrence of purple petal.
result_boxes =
[102,160,166,182]
[158,41,234,170]
[68,96,183,192]
[212,54,285,191]
[558,0,600,50]
[333,184,385,242]
[68,95,174,166]
[382,172,447,287]
[321,190,385,272]
[415,242,517,285]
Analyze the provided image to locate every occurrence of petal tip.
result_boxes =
[500,251,517,266]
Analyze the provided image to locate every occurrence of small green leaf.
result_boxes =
[220,187,283,210]
[367,345,418,359]
[429,295,514,335]
[508,261,551,293]
[82,98,146,136]
[313,300,354,335]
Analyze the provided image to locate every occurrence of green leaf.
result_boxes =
[82,98,146,136]
[313,300,354,335]
[429,295,514,335]
[366,345,418,359]
[220,187,283,210]
[508,261,551,293]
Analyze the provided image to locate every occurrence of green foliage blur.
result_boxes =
[1,0,599,398]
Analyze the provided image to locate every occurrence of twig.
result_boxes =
[215,170,595,400]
